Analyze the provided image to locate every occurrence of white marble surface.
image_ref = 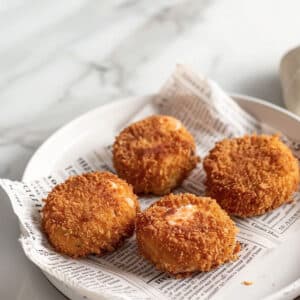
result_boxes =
[1,0,300,299]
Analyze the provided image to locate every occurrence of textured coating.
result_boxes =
[136,193,240,277]
[42,171,139,257]
[113,115,199,195]
[204,135,299,217]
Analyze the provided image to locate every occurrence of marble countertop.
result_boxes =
[1,0,300,299]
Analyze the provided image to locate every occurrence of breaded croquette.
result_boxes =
[203,134,299,217]
[136,193,240,277]
[113,115,199,195]
[42,171,139,258]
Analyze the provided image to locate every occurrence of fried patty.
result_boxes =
[42,171,139,257]
[203,134,299,217]
[113,115,199,195]
[136,193,240,277]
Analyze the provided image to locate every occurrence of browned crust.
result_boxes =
[203,134,300,217]
[136,193,240,277]
[113,115,199,195]
[42,171,139,257]
[242,281,253,286]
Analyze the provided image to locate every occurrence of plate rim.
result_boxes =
[22,93,300,181]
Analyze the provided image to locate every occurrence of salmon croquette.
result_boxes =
[42,171,139,258]
[136,193,240,277]
[113,115,199,195]
[204,134,299,217]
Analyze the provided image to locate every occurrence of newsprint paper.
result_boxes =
[1,65,300,300]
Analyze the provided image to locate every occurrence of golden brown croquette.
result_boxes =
[113,115,199,195]
[42,171,139,258]
[136,193,240,277]
[203,134,299,217]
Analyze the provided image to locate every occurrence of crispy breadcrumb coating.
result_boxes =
[113,115,199,195]
[204,134,299,217]
[42,171,139,258]
[136,193,240,277]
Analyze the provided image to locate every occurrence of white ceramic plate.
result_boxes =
[23,94,300,300]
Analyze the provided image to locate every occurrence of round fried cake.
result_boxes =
[113,115,199,195]
[42,171,139,257]
[136,193,240,276]
[203,134,299,217]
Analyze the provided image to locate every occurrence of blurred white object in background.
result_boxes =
[280,46,300,116]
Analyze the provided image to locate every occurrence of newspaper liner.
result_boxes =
[1,65,300,300]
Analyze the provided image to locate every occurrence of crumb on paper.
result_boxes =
[242,281,253,286]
